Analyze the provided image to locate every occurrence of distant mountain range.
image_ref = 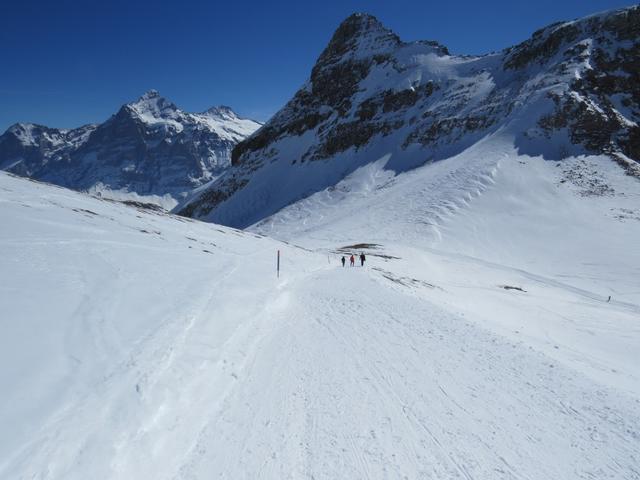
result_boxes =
[178,6,640,227]
[0,90,261,205]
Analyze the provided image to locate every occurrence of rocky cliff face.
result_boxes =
[505,8,640,173]
[0,91,261,201]
[178,7,639,227]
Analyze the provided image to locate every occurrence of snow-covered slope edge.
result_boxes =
[178,6,639,227]
[0,91,261,206]
[0,171,316,478]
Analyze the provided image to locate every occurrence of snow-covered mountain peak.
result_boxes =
[1,123,73,153]
[202,105,239,120]
[4,123,39,146]
[0,92,261,202]
[192,107,262,143]
[140,88,161,99]
[125,90,181,123]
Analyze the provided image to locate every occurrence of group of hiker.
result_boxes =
[341,253,366,267]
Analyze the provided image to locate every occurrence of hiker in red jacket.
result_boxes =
[350,254,355,267]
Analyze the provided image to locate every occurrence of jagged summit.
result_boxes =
[125,90,180,121]
[4,122,68,139]
[7,122,36,131]
[140,89,161,99]
[329,13,398,46]
[202,105,239,119]
[4,123,40,144]
[316,12,449,68]
[316,12,401,67]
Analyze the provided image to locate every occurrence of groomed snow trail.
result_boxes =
[177,266,640,480]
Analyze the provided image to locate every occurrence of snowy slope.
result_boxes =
[1,170,640,479]
[251,133,640,396]
[178,7,639,227]
[0,91,261,206]
[0,172,314,478]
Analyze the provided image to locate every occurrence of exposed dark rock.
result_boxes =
[231,126,277,166]
[599,6,640,40]
[405,113,494,148]
[382,83,435,113]
[179,177,248,218]
[314,121,389,158]
[536,14,640,168]
[505,23,581,69]
[622,126,640,162]
[311,60,371,113]
[313,13,400,69]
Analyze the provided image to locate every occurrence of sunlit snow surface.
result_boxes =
[1,135,640,479]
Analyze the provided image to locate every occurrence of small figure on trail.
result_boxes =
[360,253,366,267]
[350,254,355,267]
[341,256,346,267]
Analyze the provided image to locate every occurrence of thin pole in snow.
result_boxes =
[277,250,280,278]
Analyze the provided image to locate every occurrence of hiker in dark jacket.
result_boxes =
[360,253,366,266]
[341,256,346,267]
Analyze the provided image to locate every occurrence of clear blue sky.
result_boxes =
[0,0,635,131]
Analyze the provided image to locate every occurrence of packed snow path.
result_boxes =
[182,266,640,480]
[6,259,639,479]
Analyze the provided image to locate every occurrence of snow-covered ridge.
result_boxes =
[0,91,261,204]
[193,106,263,143]
[126,89,180,120]
[178,6,639,227]
[124,89,184,132]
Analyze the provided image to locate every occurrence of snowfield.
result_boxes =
[1,131,639,479]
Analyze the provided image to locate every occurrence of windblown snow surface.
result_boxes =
[1,134,640,478]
